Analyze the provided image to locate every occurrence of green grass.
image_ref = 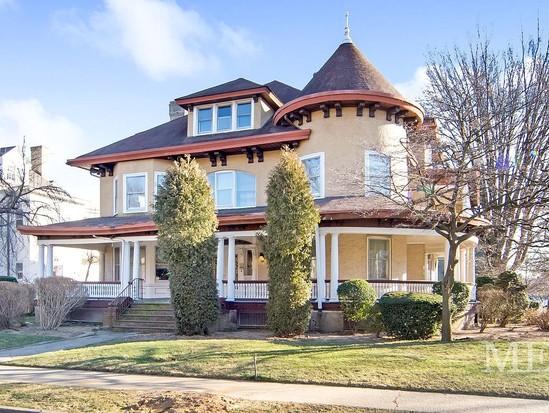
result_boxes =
[8,337,549,399]
[0,382,389,413]
[0,332,62,351]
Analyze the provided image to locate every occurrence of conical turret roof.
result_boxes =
[299,42,403,98]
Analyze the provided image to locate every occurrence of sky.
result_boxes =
[0,0,548,200]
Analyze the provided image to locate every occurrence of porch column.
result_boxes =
[455,245,461,282]
[317,231,326,309]
[45,245,54,277]
[469,247,476,283]
[122,240,131,287]
[226,236,236,301]
[460,248,467,283]
[216,237,225,298]
[444,241,450,280]
[132,241,140,281]
[98,251,105,280]
[38,245,45,278]
[330,233,339,301]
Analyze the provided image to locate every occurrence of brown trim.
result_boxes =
[175,87,283,108]
[274,90,424,125]
[67,129,311,168]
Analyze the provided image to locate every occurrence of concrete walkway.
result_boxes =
[0,365,548,413]
[0,330,135,362]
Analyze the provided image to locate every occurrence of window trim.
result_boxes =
[207,170,256,209]
[364,150,391,197]
[154,172,166,196]
[367,236,391,280]
[194,100,254,135]
[300,152,325,199]
[113,177,119,216]
[123,172,148,214]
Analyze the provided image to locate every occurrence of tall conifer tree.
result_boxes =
[264,148,320,336]
[153,156,219,335]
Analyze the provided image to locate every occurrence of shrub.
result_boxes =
[264,148,319,337]
[432,281,470,314]
[0,276,18,283]
[475,276,496,289]
[35,277,88,330]
[477,285,506,332]
[0,283,32,328]
[495,271,529,327]
[337,280,377,333]
[379,292,443,340]
[361,302,384,337]
[535,309,549,331]
[153,156,219,335]
[524,308,540,326]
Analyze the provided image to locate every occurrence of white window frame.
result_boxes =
[123,172,148,213]
[194,100,254,135]
[207,170,256,209]
[300,152,325,199]
[367,237,391,280]
[365,150,391,196]
[113,177,119,216]
[154,172,166,196]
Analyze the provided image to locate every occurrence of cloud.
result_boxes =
[0,0,15,9]
[0,99,88,197]
[395,66,430,102]
[51,0,260,80]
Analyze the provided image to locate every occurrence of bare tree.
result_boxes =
[0,143,69,277]
[81,251,99,282]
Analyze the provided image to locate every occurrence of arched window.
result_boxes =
[207,171,256,209]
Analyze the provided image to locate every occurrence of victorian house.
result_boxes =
[19,28,477,330]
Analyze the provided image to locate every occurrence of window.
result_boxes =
[156,247,170,280]
[365,151,391,196]
[368,238,390,279]
[123,173,147,213]
[217,105,232,130]
[198,107,213,133]
[195,101,253,135]
[114,247,120,282]
[154,172,166,195]
[207,171,256,209]
[301,152,325,198]
[113,177,118,215]
[15,262,23,279]
[237,102,252,128]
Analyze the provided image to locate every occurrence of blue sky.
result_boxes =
[0,0,547,200]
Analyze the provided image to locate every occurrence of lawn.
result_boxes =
[0,331,62,351]
[8,337,549,399]
[0,382,390,413]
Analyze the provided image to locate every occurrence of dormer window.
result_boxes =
[195,101,253,135]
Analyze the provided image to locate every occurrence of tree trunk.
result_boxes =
[441,243,457,342]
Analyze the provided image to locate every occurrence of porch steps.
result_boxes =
[112,303,176,333]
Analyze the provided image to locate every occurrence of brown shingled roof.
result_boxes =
[299,42,403,98]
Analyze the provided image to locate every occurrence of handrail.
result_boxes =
[108,278,144,323]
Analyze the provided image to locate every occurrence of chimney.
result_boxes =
[30,146,43,176]
[169,101,186,120]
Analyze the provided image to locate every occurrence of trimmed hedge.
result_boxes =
[0,276,18,283]
[337,280,377,332]
[432,280,470,313]
[379,292,443,340]
[475,276,496,288]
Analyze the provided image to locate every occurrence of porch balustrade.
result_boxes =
[82,282,122,298]
[222,279,434,301]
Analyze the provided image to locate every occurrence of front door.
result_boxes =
[236,245,257,280]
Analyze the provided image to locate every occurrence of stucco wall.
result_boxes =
[407,244,426,280]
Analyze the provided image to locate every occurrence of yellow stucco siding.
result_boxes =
[337,234,367,280]
[391,235,408,280]
[407,244,426,280]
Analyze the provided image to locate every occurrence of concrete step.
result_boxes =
[111,302,176,333]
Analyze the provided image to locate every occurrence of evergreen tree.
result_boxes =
[153,156,219,335]
[264,148,320,336]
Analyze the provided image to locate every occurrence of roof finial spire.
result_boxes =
[343,11,352,43]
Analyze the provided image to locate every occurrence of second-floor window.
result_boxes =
[195,101,253,135]
[123,173,147,213]
[301,152,325,198]
[365,150,391,196]
[207,171,256,209]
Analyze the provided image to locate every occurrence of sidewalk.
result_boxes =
[0,330,135,362]
[0,365,548,413]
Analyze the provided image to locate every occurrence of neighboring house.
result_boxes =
[19,30,477,327]
[1,145,99,281]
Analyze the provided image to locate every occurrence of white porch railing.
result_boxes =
[224,279,434,301]
[82,282,122,298]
